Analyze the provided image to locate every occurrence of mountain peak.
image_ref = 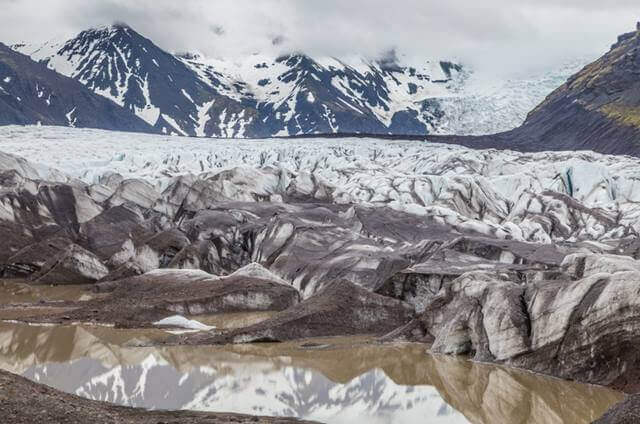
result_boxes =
[611,22,640,49]
[13,21,570,141]
[110,21,131,30]
[80,22,139,41]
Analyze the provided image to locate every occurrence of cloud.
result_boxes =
[0,0,638,74]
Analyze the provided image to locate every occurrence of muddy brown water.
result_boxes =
[0,280,98,304]
[0,283,624,424]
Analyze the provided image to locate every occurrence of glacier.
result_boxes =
[0,125,638,245]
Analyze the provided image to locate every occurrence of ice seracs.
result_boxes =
[0,125,638,244]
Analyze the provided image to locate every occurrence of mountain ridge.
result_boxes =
[0,42,155,132]
[13,23,578,139]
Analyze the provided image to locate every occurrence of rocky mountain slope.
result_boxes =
[437,23,640,156]
[514,22,640,155]
[13,24,465,137]
[10,22,640,157]
[12,24,581,138]
[0,43,153,132]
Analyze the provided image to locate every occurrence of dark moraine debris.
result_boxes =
[594,395,640,424]
[0,368,317,424]
[176,279,415,345]
[375,236,572,313]
[79,203,154,261]
[2,236,73,278]
[444,236,569,267]
[37,264,300,327]
[31,243,109,285]
[98,229,193,282]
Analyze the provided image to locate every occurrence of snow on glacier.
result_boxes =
[0,125,638,243]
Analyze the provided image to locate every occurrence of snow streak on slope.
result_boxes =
[1,125,639,245]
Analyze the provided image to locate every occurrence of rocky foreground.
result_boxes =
[1,135,640,420]
[595,395,640,424]
[0,368,316,424]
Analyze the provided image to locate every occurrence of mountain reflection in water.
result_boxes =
[0,322,622,424]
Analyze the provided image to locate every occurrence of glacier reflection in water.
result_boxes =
[0,322,623,424]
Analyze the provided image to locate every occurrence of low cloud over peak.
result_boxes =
[1,0,638,74]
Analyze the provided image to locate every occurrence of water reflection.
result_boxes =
[0,322,622,424]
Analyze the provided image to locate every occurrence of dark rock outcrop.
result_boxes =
[425,23,640,157]
[595,395,640,424]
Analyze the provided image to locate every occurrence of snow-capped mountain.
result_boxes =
[15,24,466,137]
[14,24,225,136]
[13,23,583,138]
[0,42,152,132]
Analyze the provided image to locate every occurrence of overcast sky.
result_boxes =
[1,0,639,74]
